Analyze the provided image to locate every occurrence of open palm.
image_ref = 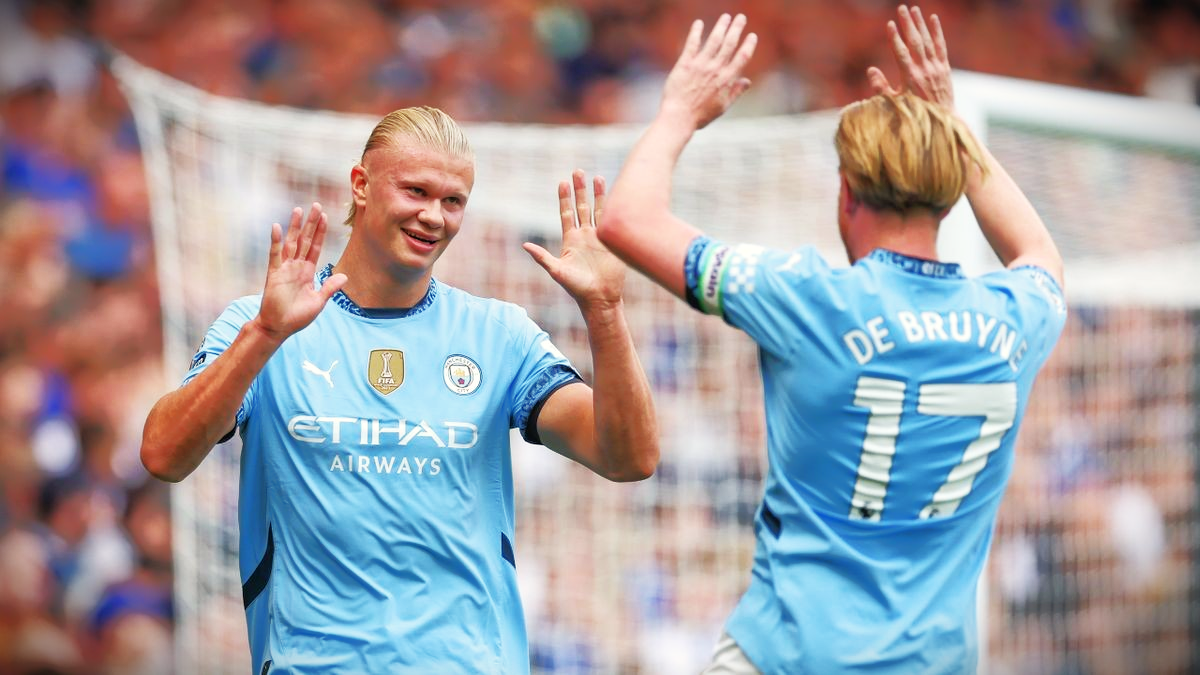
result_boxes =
[524,170,625,313]
[257,203,347,341]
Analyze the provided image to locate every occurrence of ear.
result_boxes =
[839,173,859,217]
[350,164,368,208]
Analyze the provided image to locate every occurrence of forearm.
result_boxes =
[141,320,282,482]
[966,140,1064,288]
[600,109,703,298]
[610,108,694,214]
[582,302,659,481]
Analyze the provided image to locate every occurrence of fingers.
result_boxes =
[715,13,746,63]
[866,67,896,95]
[572,169,594,227]
[592,175,605,224]
[283,202,325,263]
[728,31,758,77]
[699,13,752,72]
[878,7,952,101]
[282,207,303,259]
[887,20,915,79]
[701,13,732,59]
[295,203,325,262]
[897,6,927,64]
[912,7,935,59]
[930,13,949,64]
[268,221,283,272]
[318,272,348,302]
[307,208,330,265]
[561,170,602,230]
[664,13,756,129]
[680,19,704,61]
[558,180,575,235]
[902,6,945,68]
[522,241,556,274]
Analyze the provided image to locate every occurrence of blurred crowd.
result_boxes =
[0,0,1197,673]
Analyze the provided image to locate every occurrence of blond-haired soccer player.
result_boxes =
[600,7,1065,674]
[140,107,658,673]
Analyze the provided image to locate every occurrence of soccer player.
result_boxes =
[139,107,659,673]
[598,6,1066,674]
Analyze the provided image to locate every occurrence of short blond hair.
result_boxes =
[345,106,474,226]
[835,92,986,215]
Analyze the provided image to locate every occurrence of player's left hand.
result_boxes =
[660,13,758,130]
[524,170,625,313]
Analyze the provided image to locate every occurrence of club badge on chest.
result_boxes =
[443,355,482,395]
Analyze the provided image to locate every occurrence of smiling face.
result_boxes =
[347,140,475,284]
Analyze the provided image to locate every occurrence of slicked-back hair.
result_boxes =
[345,106,474,226]
[835,92,986,216]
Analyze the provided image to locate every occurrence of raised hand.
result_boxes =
[661,13,758,130]
[255,202,347,342]
[867,5,955,111]
[524,170,625,314]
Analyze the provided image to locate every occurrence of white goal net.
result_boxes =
[113,53,1200,674]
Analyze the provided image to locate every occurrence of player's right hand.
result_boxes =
[254,202,347,343]
[660,13,757,130]
[867,5,956,112]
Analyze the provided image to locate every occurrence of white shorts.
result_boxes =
[701,632,762,674]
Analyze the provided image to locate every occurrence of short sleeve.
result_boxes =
[502,307,582,444]
[684,236,835,357]
[181,296,261,430]
[983,265,1068,368]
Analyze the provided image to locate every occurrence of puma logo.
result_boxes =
[302,359,338,388]
[776,252,803,273]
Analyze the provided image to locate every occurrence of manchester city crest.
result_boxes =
[443,355,481,395]
[368,349,404,395]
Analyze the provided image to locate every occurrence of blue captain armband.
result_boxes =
[685,235,733,315]
[684,236,766,316]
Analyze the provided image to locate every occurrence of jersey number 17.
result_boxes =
[848,376,1017,521]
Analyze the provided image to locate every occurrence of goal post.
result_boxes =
[113,51,1200,675]
[951,70,1200,307]
[948,71,1200,675]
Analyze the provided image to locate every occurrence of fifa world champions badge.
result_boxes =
[443,355,482,395]
[368,349,404,395]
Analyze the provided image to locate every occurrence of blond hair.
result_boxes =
[345,106,474,226]
[835,92,986,215]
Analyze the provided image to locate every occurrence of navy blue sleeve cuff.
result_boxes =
[521,374,585,445]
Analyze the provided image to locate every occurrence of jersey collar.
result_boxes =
[317,263,438,319]
[866,249,964,279]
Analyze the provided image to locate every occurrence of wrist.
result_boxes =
[579,298,626,329]
[656,101,701,134]
[244,317,290,349]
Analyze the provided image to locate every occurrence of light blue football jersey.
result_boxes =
[183,265,580,674]
[685,239,1067,674]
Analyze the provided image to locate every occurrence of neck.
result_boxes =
[847,209,940,263]
[866,230,939,261]
[333,251,431,309]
